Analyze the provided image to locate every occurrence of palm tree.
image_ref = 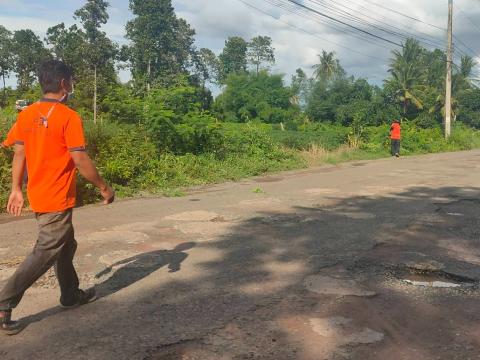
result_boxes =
[430,56,477,119]
[458,55,476,90]
[312,50,345,83]
[388,38,427,114]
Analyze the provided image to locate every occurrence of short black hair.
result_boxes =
[38,60,73,94]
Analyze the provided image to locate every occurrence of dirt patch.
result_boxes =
[83,230,150,244]
[304,274,376,297]
[99,250,142,267]
[305,188,340,195]
[255,176,284,183]
[351,162,368,167]
[238,198,283,207]
[310,317,384,344]
[164,211,221,222]
[174,222,233,240]
[111,222,159,233]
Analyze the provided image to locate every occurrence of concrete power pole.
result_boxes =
[445,0,453,138]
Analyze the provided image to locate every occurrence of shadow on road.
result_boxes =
[3,186,480,360]
[95,242,196,299]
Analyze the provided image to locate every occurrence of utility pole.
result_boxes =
[445,0,453,138]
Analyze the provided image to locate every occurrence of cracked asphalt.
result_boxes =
[1,150,480,360]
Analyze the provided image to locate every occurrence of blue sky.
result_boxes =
[1,0,480,87]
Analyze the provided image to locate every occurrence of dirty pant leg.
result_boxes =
[391,139,400,155]
[0,209,79,310]
[55,228,79,304]
[395,140,401,155]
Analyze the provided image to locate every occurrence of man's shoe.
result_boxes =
[0,310,24,336]
[60,288,97,309]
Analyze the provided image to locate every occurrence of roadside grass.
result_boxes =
[2,111,480,212]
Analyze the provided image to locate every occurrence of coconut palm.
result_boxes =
[388,38,427,114]
[430,56,477,119]
[312,50,345,83]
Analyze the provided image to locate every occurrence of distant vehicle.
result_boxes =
[15,99,30,112]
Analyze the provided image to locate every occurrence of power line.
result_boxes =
[237,0,388,61]
[454,3,480,34]
[352,0,476,58]
[280,0,475,60]
[241,0,472,74]
[266,0,474,63]
[357,0,446,31]
[451,3,480,55]
[281,0,473,59]
[284,0,403,47]
[309,0,446,50]
[330,0,443,47]
[264,0,396,50]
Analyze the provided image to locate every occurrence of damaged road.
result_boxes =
[1,150,480,359]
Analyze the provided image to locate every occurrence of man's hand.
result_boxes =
[100,185,115,205]
[7,190,24,216]
[70,151,115,205]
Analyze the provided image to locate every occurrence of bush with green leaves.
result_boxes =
[101,84,145,124]
[214,71,298,123]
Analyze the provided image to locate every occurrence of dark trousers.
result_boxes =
[391,139,401,156]
[0,210,79,311]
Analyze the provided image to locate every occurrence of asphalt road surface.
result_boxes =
[1,150,480,360]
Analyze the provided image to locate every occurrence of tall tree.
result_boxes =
[75,0,116,123]
[387,38,426,115]
[312,50,345,83]
[291,68,311,107]
[0,26,14,107]
[45,23,87,72]
[126,0,195,91]
[247,36,275,74]
[218,36,248,83]
[191,48,219,88]
[12,29,50,93]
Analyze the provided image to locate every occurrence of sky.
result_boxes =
[1,0,480,88]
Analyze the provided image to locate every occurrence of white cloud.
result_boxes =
[3,0,480,88]
[173,0,480,84]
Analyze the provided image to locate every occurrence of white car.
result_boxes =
[15,99,29,112]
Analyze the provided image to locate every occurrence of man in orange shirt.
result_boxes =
[390,119,401,157]
[0,60,114,335]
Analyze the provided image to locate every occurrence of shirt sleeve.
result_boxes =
[65,112,86,151]
[4,123,18,147]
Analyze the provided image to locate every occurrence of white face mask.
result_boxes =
[61,81,75,103]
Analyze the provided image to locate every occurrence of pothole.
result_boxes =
[402,273,467,288]
[436,198,480,217]
[396,265,476,289]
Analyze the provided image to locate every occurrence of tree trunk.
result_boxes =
[147,59,151,93]
[1,70,6,108]
[93,66,97,125]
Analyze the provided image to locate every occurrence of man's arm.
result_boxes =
[7,144,26,216]
[70,151,115,204]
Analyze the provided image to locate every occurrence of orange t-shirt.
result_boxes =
[2,123,17,147]
[14,99,86,213]
[390,122,401,140]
